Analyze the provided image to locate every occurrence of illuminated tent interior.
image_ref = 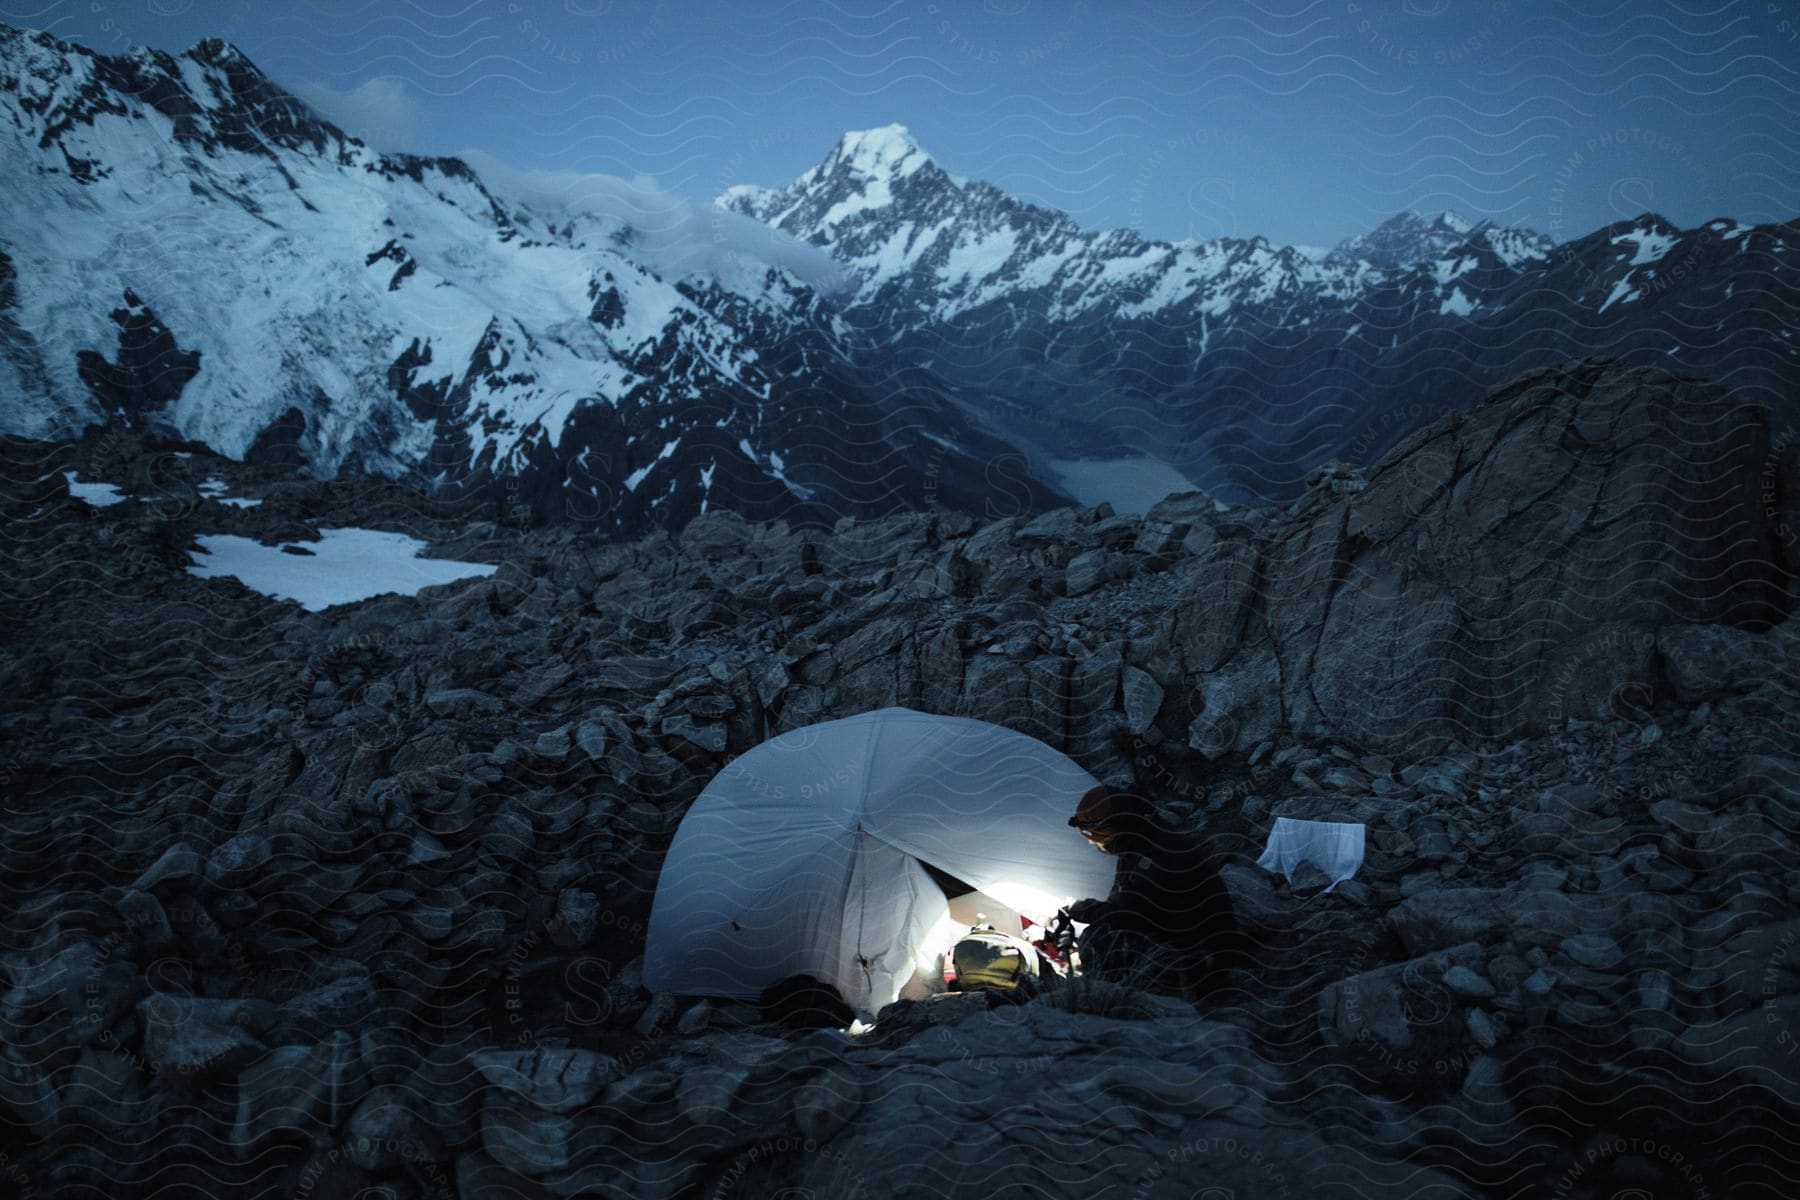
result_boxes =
[642,708,1120,1016]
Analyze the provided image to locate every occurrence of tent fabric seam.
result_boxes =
[850,714,884,978]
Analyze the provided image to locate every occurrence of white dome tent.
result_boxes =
[642,707,1120,1017]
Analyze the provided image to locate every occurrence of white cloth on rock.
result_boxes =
[1255,817,1366,891]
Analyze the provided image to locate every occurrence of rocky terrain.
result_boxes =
[1,359,1797,1198]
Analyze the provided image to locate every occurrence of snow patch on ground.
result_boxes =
[63,471,128,507]
[186,527,497,611]
[196,476,263,506]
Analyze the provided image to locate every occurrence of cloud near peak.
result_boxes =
[288,75,422,153]
[457,149,853,301]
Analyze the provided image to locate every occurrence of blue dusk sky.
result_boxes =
[6,0,1795,248]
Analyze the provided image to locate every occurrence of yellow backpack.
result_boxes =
[949,926,1042,992]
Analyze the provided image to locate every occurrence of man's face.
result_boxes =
[1076,822,1121,854]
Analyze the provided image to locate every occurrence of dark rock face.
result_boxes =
[1178,359,1791,754]
[74,290,201,428]
[243,405,309,470]
[2,358,1797,1195]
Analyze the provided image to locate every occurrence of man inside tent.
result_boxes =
[1063,785,1252,998]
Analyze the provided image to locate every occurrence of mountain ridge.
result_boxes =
[0,24,1072,536]
[5,24,1797,527]
[720,125,1800,505]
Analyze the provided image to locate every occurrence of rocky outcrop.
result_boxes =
[668,359,1793,760]
[1176,358,1792,753]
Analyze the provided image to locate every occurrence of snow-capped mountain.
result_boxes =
[0,28,1067,535]
[722,125,1377,330]
[6,25,1794,526]
[723,126,1800,503]
[1323,210,1552,270]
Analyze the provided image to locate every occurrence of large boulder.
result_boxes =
[1178,362,1790,754]
[137,994,269,1076]
[1655,621,1798,704]
[1676,995,1800,1110]
[1317,941,1487,1055]
[472,1047,623,1114]
[1385,884,1672,957]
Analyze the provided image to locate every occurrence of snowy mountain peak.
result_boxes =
[1,19,371,170]
[187,36,252,68]
[1327,208,1546,269]
[1398,209,1471,234]
[827,124,930,180]
[719,124,961,247]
